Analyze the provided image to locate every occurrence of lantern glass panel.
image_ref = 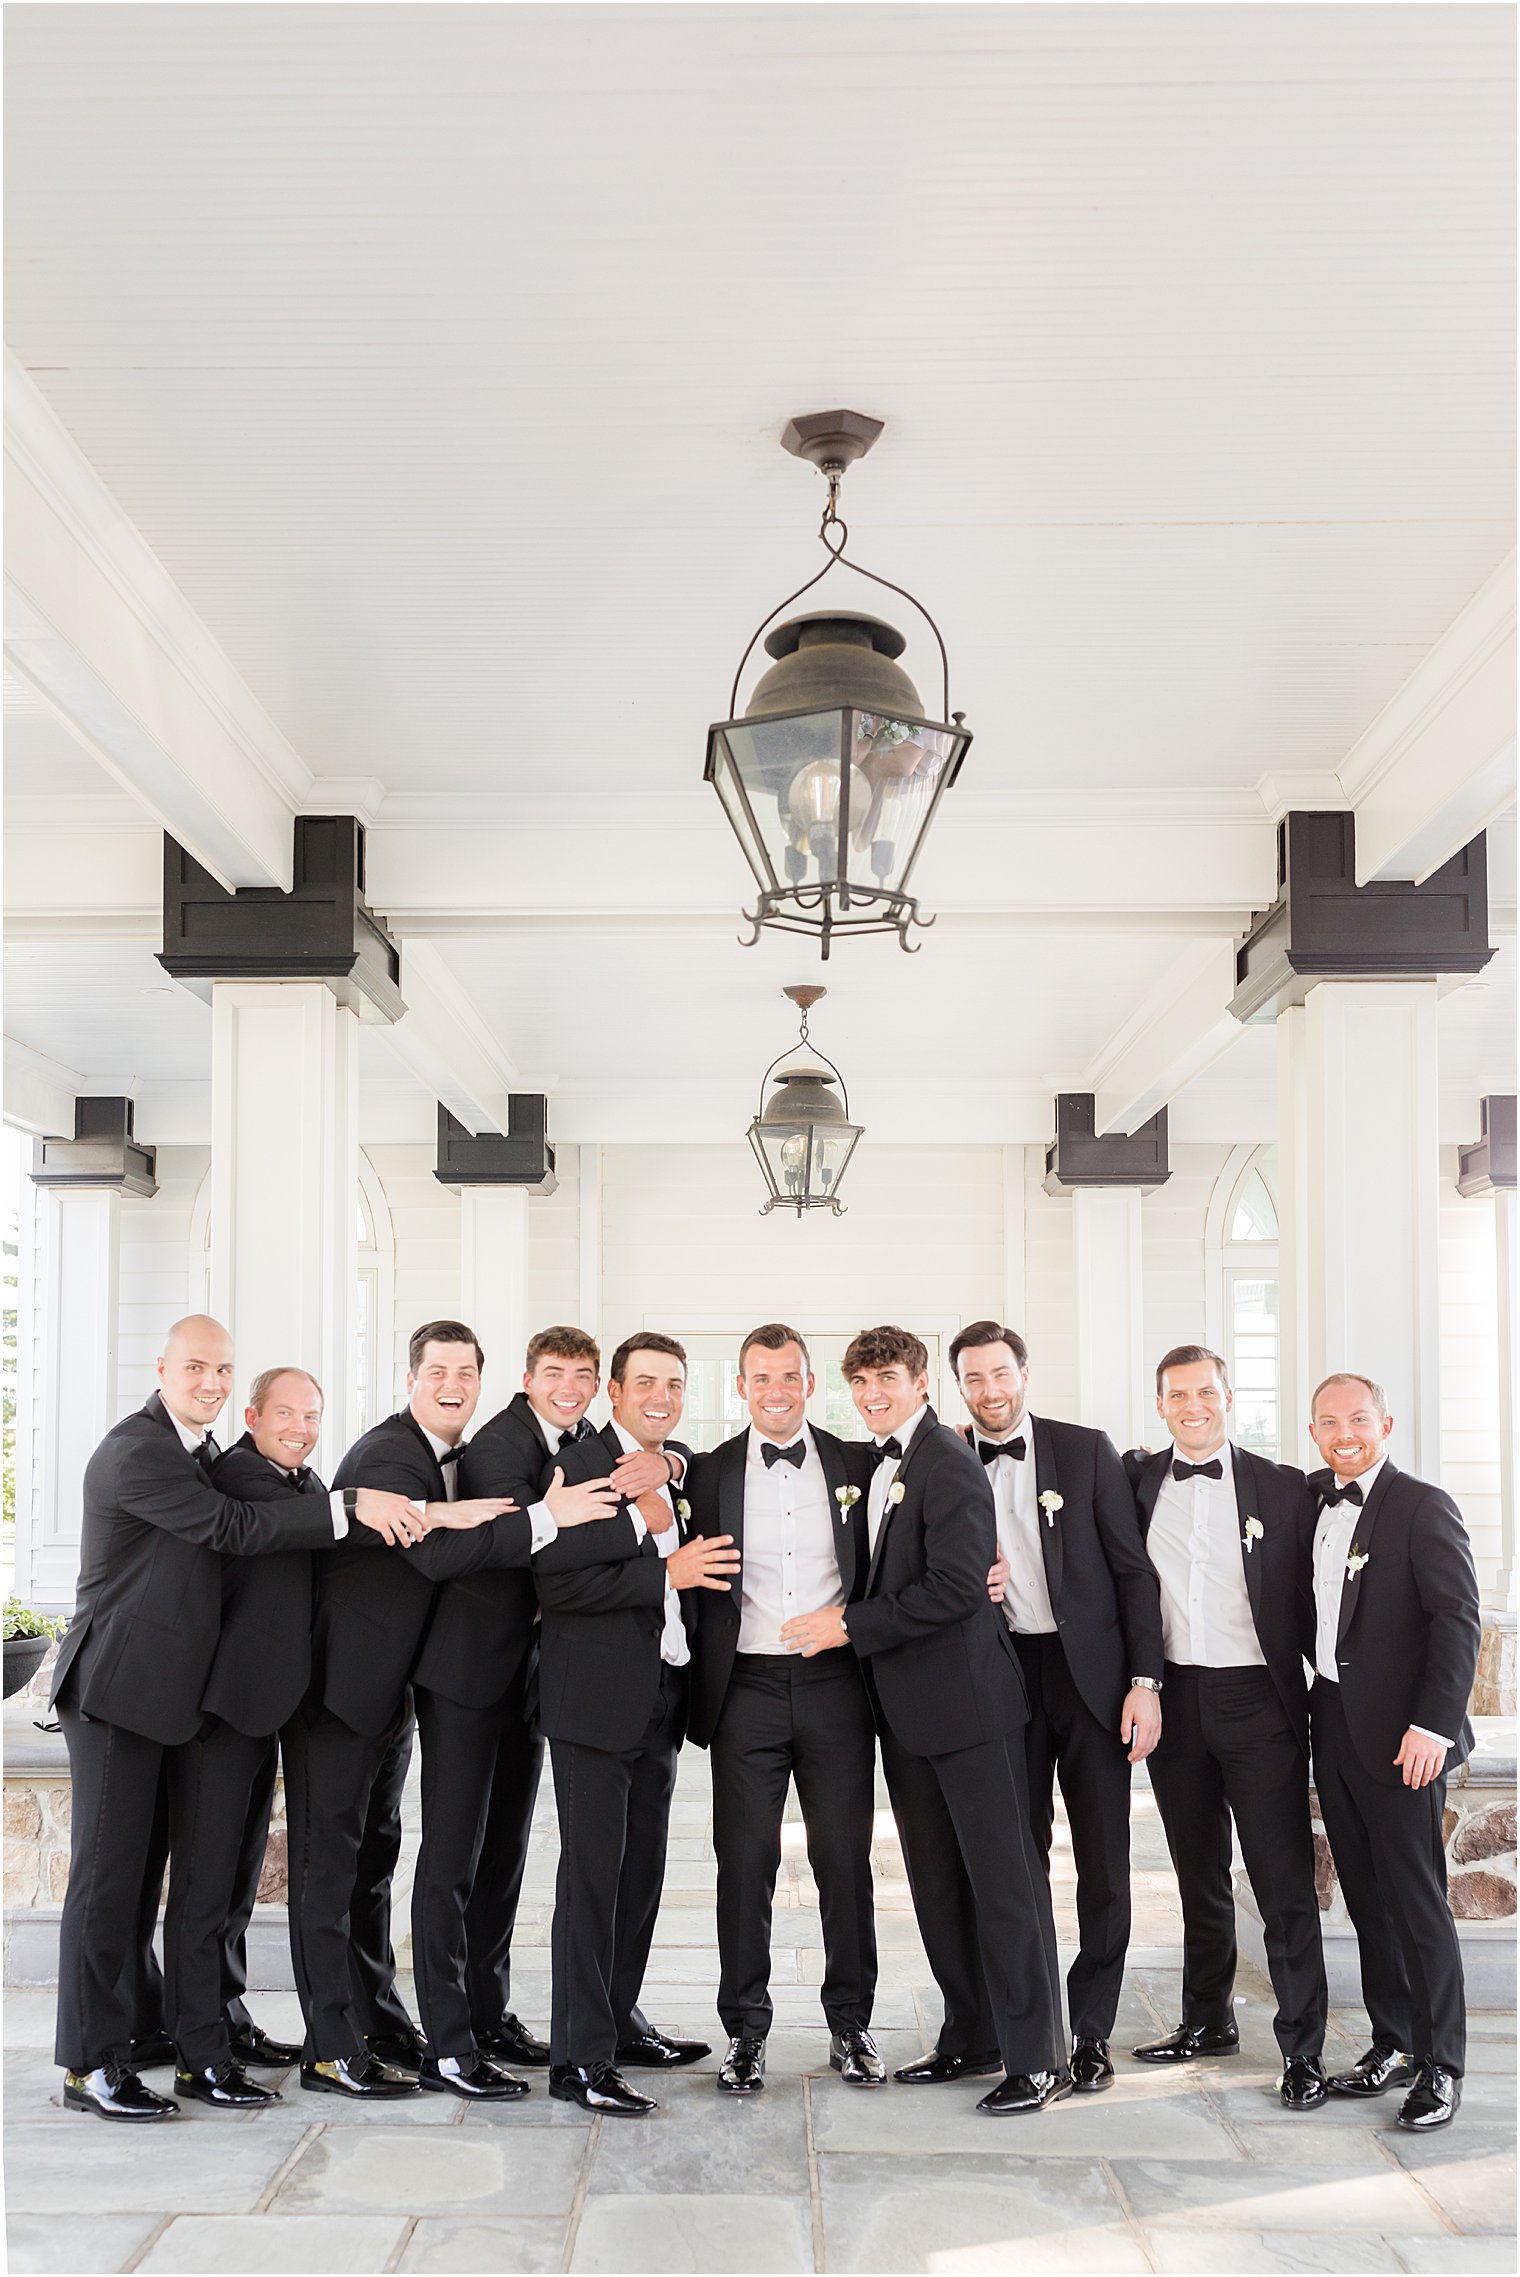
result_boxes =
[707,727,777,894]
[714,711,849,892]
[846,716,962,897]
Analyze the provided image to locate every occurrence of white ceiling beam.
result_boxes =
[381,939,522,1137]
[1339,552,1517,886]
[3,1038,87,1137]
[1085,937,1244,1137]
[4,350,306,891]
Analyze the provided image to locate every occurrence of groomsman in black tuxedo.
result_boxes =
[419,1327,673,2080]
[1306,1374,1480,2132]
[685,1325,880,2094]
[539,1334,742,2115]
[50,1318,432,2122]
[1125,1344,1328,2108]
[951,1320,1164,2092]
[782,1326,1068,2115]
[289,1320,644,2102]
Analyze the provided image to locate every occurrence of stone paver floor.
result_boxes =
[6,1757,1514,2273]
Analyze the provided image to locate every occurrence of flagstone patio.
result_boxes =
[5,1756,1514,2275]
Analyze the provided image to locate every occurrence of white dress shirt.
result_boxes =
[1146,1439,1265,1668]
[1311,1456,1450,1746]
[976,1418,1057,1636]
[738,1425,843,1654]
[421,1423,557,1553]
[866,1403,930,1554]
[612,1422,689,1668]
[170,1405,349,1538]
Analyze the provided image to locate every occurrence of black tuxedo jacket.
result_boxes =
[1308,1461,1480,1784]
[317,1409,643,1737]
[203,1436,325,1736]
[1126,1442,1316,1753]
[844,1406,1027,1758]
[683,1424,875,1749]
[420,1394,640,1710]
[50,1394,338,1747]
[965,1416,1163,1732]
[534,1422,693,1753]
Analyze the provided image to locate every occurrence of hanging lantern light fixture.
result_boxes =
[747,986,862,1217]
[706,410,973,958]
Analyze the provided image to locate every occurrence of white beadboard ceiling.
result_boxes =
[4,2,1514,805]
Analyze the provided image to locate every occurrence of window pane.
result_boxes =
[1227,1272,1279,1459]
[1229,1170,1278,1242]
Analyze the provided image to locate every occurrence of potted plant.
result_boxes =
[3,1599,63,1698]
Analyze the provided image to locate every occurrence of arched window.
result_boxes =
[1208,1145,1280,1459]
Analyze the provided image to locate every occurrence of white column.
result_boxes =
[578,1142,603,1349]
[1496,1185,1518,1616]
[1071,1186,1148,1454]
[210,982,359,1467]
[1276,980,1441,1474]
[459,1187,529,1405]
[1002,1144,1028,1332]
[29,1187,119,1607]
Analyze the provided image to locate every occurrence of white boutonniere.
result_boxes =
[836,1485,861,1508]
[1346,1547,1368,1578]
[1242,1517,1264,1554]
[888,1481,906,1505]
[1038,1490,1063,1529]
[675,1498,690,1524]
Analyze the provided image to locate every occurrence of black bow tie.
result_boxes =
[438,1445,465,1467]
[193,1436,220,1477]
[877,1436,903,1461]
[1172,1458,1223,1483]
[287,1465,311,1491]
[565,1418,596,1444]
[762,1439,806,1470]
[977,1436,1025,1465]
[1322,1478,1364,1507]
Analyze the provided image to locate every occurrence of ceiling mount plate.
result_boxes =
[783,984,827,1011]
[780,410,885,473]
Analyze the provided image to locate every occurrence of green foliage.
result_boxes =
[3,1597,61,1643]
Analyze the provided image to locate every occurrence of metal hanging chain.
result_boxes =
[727,469,955,722]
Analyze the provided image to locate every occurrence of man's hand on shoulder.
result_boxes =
[543,1468,623,1529]
[610,1445,675,1499]
[352,1488,430,1546]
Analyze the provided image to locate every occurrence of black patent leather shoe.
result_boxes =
[366,2027,427,2073]
[1278,2055,1328,2111]
[893,2047,1003,2085]
[976,2067,1075,2115]
[301,2053,419,2099]
[1070,2037,1114,2092]
[1131,2022,1240,2063]
[227,2021,301,2068]
[419,2053,530,2100]
[475,2012,550,2069]
[63,2064,178,2120]
[126,2031,176,2070]
[1396,2062,1461,2131]
[717,2035,766,2094]
[614,2027,710,2069]
[1329,2043,1417,2098]
[830,2029,886,2086]
[549,2062,656,2114]
[174,2058,280,2109]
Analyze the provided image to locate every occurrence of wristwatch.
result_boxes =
[1130,1675,1162,1693]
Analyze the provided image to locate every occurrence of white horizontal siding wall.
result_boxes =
[116,1144,207,1414]
[366,1144,460,1412]
[1022,1149,1078,1423]
[1438,1153,1503,1597]
[1143,1144,1229,1384]
[527,1142,582,1339]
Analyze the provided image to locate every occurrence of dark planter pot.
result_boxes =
[3,1634,51,1698]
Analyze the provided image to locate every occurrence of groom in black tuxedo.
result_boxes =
[1306,1373,1480,2132]
[951,1320,1164,2092]
[685,1324,880,2093]
[782,1325,1068,2115]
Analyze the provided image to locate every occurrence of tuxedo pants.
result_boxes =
[55,1705,178,2071]
[1312,1682,1465,2075]
[160,1718,278,2068]
[412,1675,544,2058]
[710,1653,878,2041]
[1014,1631,1134,2040]
[348,1708,418,2044]
[548,1669,685,2069]
[219,1735,280,2030]
[1146,1663,1326,2060]
[282,1697,411,2060]
[881,1724,1065,2077]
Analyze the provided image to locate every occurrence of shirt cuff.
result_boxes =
[527,1501,558,1553]
[1411,1725,1453,1748]
[653,1524,680,1560]
[330,1490,348,1540]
